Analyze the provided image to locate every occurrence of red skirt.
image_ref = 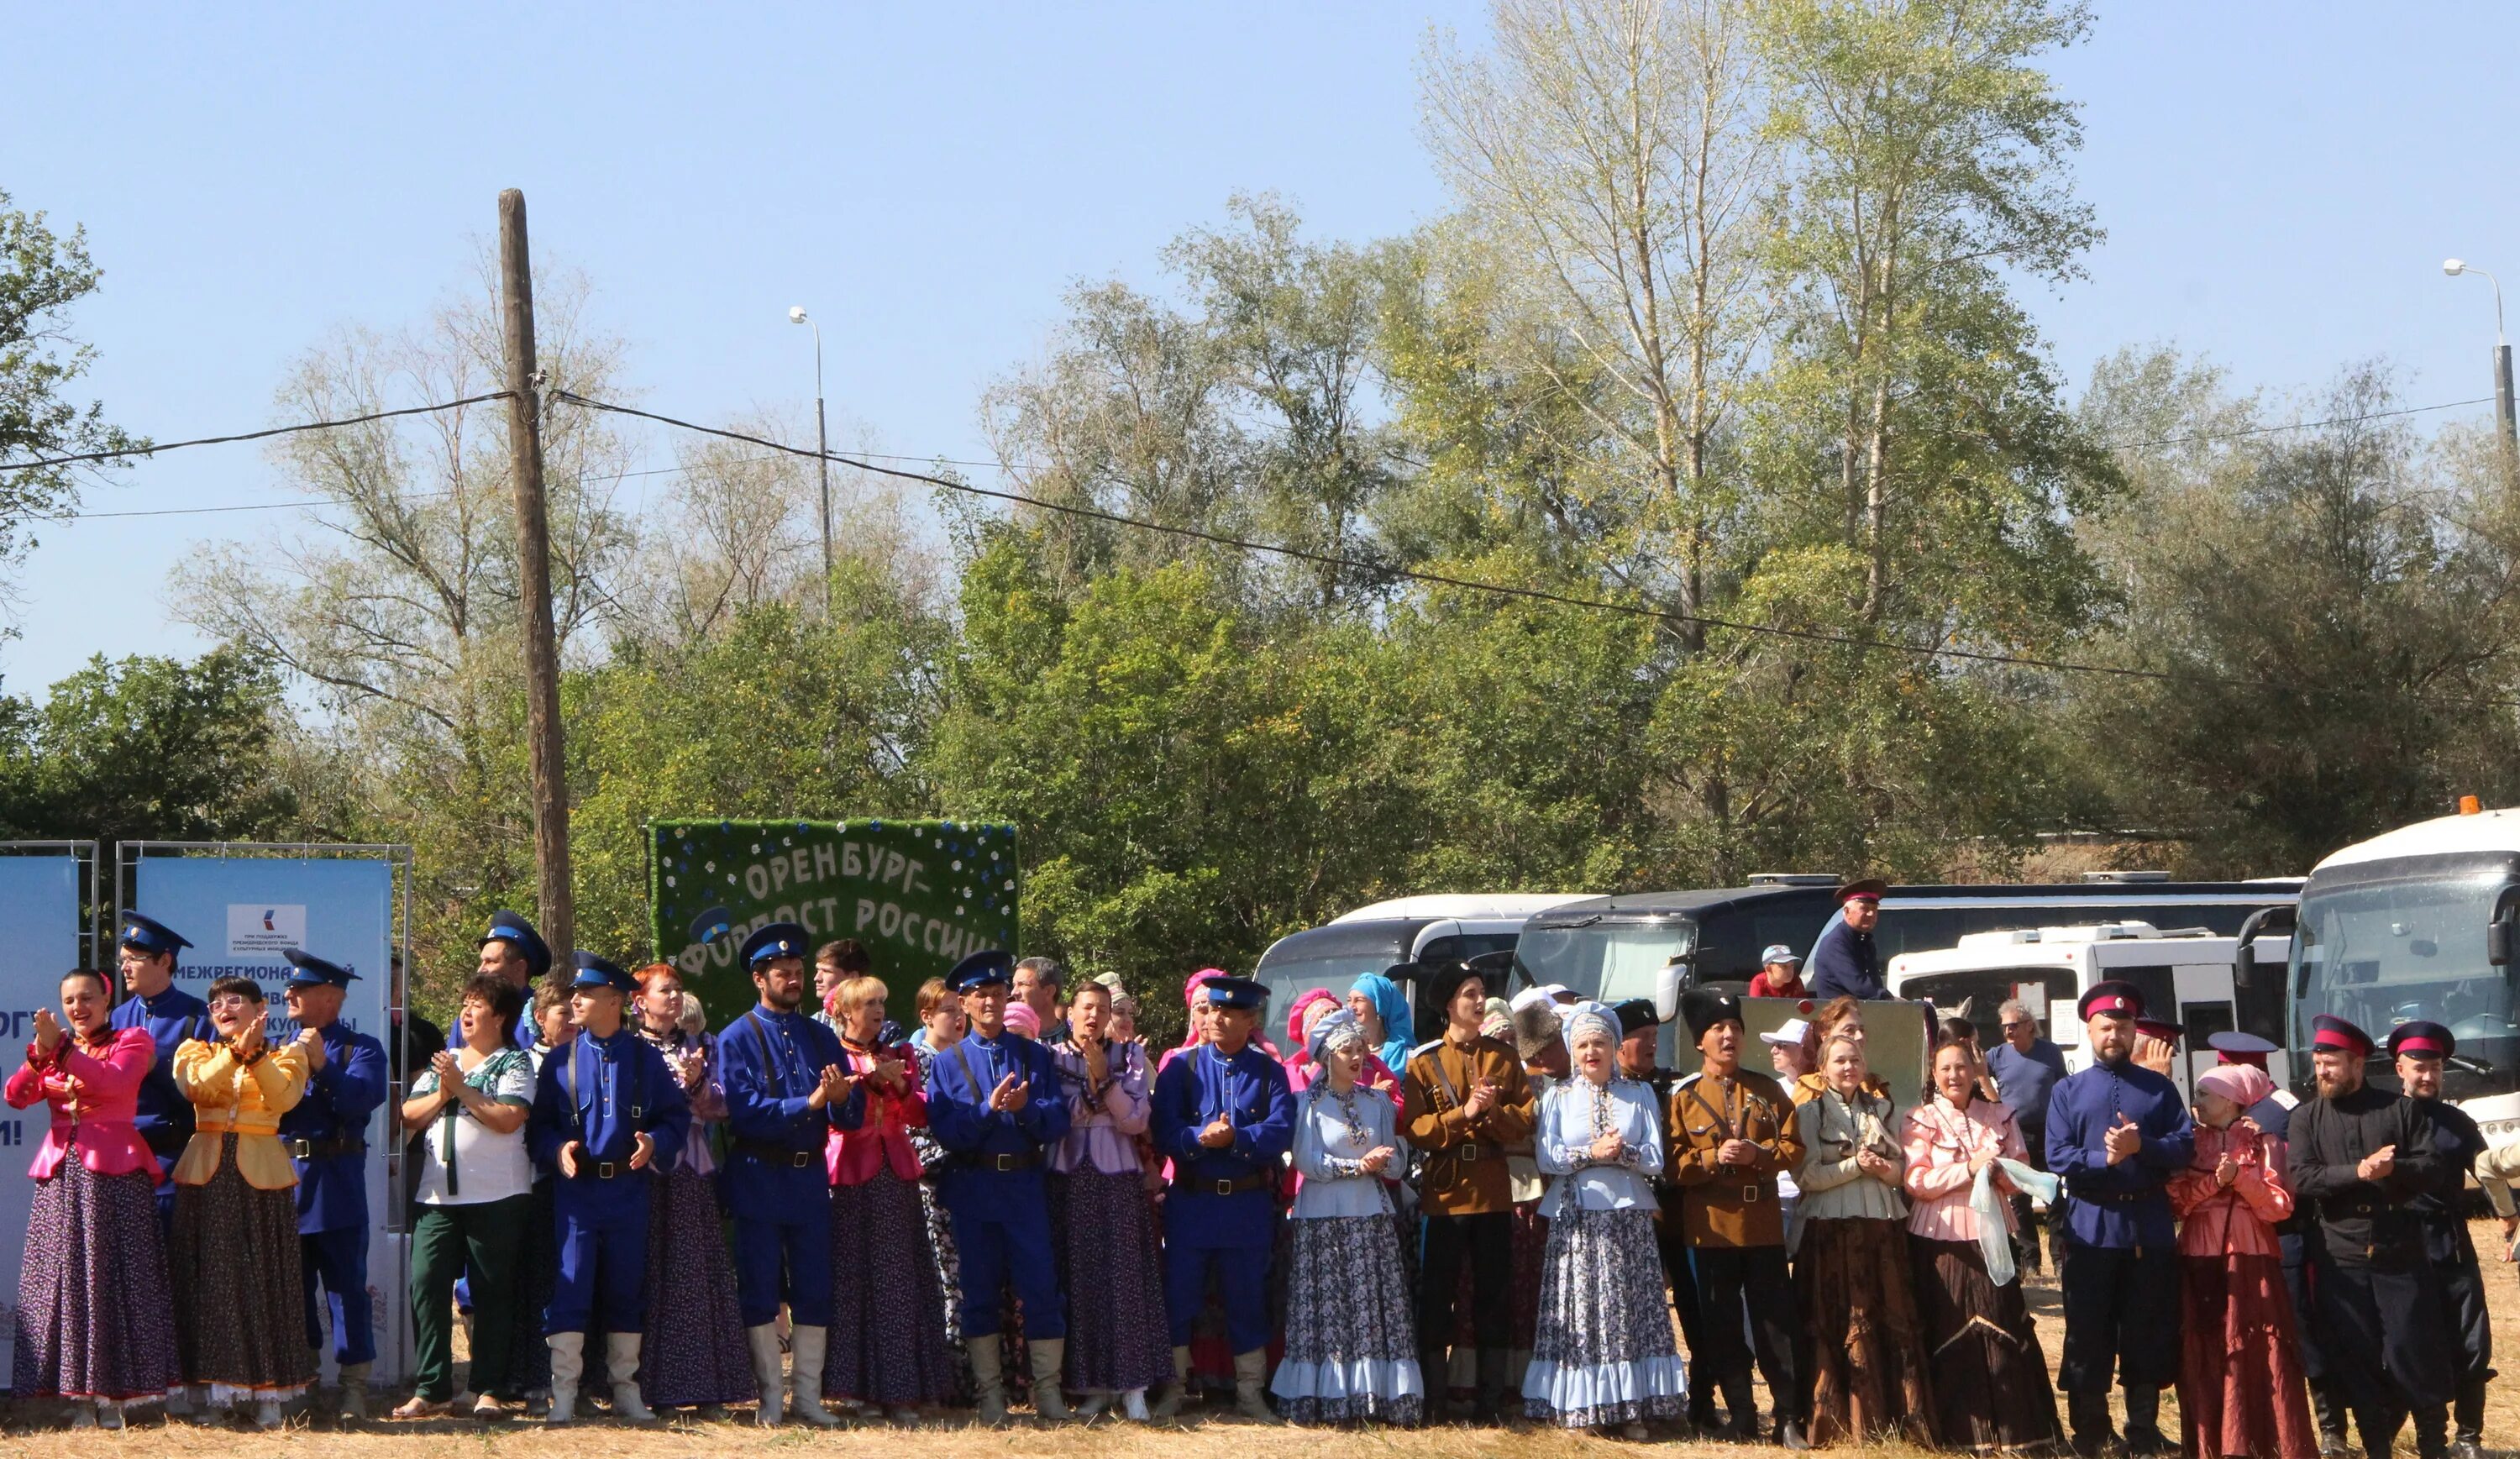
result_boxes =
[2178,1251,2317,1459]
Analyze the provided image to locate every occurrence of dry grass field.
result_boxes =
[0,1222,2515,1457]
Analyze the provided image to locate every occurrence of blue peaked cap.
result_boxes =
[480,910,553,979]
[569,950,638,994]
[949,949,1014,993]
[741,921,810,968]
[282,947,360,989]
[118,911,193,958]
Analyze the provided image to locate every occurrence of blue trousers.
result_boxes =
[733,1207,833,1328]
[545,1194,649,1336]
[1164,1241,1270,1352]
[302,1224,377,1364]
[948,1206,1064,1340]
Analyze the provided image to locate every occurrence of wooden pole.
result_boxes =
[498,188,572,958]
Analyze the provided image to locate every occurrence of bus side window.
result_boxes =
[2113,964,2176,1021]
[2182,1000,2235,1047]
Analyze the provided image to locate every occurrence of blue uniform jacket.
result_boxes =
[1805,916,1884,1000]
[717,1005,864,1217]
[280,1019,389,1233]
[2044,1056,2194,1248]
[926,1029,1069,1216]
[113,985,212,1165]
[528,1028,689,1207]
[1152,1042,1294,1250]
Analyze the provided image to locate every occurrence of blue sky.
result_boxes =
[3,3,2515,692]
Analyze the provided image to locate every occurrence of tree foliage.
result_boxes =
[0,190,141,587]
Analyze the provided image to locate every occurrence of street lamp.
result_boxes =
[789,305,833,614]
[2444,259,2517,454]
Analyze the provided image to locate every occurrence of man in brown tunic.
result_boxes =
[1671,986,1809,1449]
[1402,958,1536,1423]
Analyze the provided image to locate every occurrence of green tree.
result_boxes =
[0,190,142,580]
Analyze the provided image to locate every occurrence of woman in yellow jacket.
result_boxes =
[170,975,313,1428]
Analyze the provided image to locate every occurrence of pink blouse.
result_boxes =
[827,1038,927,1187]
[1902,1095,2024,1241]
[4,1029,159,1182]
[2168,1122,2292,1259]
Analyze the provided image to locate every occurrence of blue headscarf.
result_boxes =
[1347,972,1415,1073]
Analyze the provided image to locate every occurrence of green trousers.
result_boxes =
[410,1194,531,1401]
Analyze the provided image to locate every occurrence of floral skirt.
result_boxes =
[1274,1213,1423,1425]
[1798,1215,1935,1446]
[640,1164,752,1407]
[1522,1204,1687,1429]
[14,1160,181,1402]
[170,1138,312,1403]
[827,1168,961,1405]
[1911,1234,2061,1451]
[1052,1168,1173,1393]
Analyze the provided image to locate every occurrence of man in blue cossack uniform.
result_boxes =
[528,952,687,1425]
[716,920,863,1428]
[475,910,549,1050]
[925,949,1071,1425]
[277,947,388,1421]
[2046,979,2194,1458]
[110,912,211,1213]
[1152,974,1293,1422]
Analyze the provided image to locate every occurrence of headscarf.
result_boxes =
[1480,995,1513,1042]
[2197,1062,2273,1110]
[1307,1005,1368,1068]
[1285,987,1340,1059]
[1176,968,1226,1051]
[1002,1001,1041,1039]
[1348,972,1415,1073]
[1559,1000,1623,1063]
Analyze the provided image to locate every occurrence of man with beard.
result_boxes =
[2045,980,2193,1457]
[2386,1021,2490,1459]
[2290,1014,2452,1459]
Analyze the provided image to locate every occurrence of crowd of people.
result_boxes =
[1,892,2512,1457]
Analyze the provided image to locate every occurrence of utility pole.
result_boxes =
[789,306,833,616]
[499,189,573,958]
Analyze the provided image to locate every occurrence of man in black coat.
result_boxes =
[2289,1015,2454,1459]
[2389,1021,2493,1459]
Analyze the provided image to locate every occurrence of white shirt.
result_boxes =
[409,1046,537,1205]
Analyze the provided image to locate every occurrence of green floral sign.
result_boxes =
[649,817,1019,1017]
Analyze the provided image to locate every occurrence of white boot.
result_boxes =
[969,1336,1008,1427]
[339,1360,371,1422]
[787,1325,842,1427]
[1149,1345,1191,1418]
[1030,1336,1074,1423]
[606,1333,654,1422]
[1123,1388,1150,1421]
[254,1399,284,1430]
[97,1399,123,1431]
[747,1323,785,1427]
[547,1332,584,1425]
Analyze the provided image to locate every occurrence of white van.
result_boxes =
[1255,894,1596,1035]
[1887,921,2294,1103]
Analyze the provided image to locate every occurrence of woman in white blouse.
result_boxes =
[1792,1031,1934,1446]
[395,974,537,1418]
[1270,1007,1423,1426]
[1521,1001,1686,1439]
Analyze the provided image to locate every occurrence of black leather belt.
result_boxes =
[289,1137,367,1160]
[2086,1189,2155,1204]
[974,1150,1042,1173]
[1177,1171,1273,1197]
[576,1160,627,1180]
[734,1139,821,1169]
[1439,1143,1483,1162]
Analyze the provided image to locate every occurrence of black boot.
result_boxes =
[2454,1376,2488,1459]
[2123,1385,2175,1456]
[2413,1404,2451,1459]
[2068,1389,2117,1459]
[1471,1349,1509,1426]
[1720,1371,1760,1442]
[2313,1380,2351,1457]
[2357,1405,2407,1459]
[1776,1413,1810,1451]
[1417,1347,1451,1426]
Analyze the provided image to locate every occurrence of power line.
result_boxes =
[0,391,514,475]
[556,390,2218,687]
[2101,395,2492,451]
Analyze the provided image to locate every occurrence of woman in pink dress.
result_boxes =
[2169,1062,2315,1459]
[7,968,181,1428]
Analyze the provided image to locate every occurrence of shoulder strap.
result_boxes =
[950,1037,984,1106]
[747,1008,781,1094]
[561,1039,585,1143]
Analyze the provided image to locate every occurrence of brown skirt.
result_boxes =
[1798,1215,1936,1446]
[2179,1251,2317,1459]
[170,1137,313,1403]
[1910,1233,2061,1452]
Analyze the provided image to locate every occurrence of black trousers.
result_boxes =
[1654,1193,1709,1362]
[2281,1226,2330,1381]
[2315,1241,2454,1411]
[1419,1210,1512,1354]
[2433,1249,2492,1382]
[2057,1241,2181,1392]
[1691,1243,1800,1420]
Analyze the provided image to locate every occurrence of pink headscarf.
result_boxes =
[1175,968,1227,1050]
[1002,1001,1041,1039]
[2197,1063,2273,1110]
[1284,988,1340,1058]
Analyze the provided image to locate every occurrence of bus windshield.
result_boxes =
[2292,866,2520,1100]
[1515,918,1696,1007]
